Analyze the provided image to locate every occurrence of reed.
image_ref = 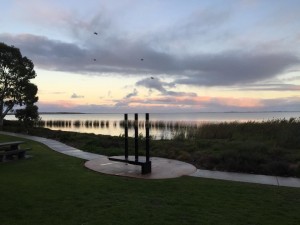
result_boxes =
[35,120,45,127]
[34,117,300,146]
[100,120,105,128]
[73,120,81,127]
[37,119,201,132]
[92,120,98,127]
[187,118,300,148]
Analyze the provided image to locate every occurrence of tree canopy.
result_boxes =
[0,42,39,128]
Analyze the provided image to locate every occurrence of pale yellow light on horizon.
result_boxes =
[34,69,138,105]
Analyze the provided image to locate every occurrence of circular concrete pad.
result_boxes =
[85,155,197,179]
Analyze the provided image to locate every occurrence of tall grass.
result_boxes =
[182,118,300,148]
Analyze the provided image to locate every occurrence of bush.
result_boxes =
[264,161,291,176]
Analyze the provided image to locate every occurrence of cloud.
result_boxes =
[113,94,263,111]
[71,93,84,98]
[38,96,300,113]
[136,77,195,97]
[2,33,298,88]
[232,83,300,92]
[260,96,300,112]
[281,74,300,82]
[110,94,300,113]
[0,34,89,72]
[153,6,232,51]
[1,3,299,90]
[136,77,173,93]
[2,1,300,114]
[172,51,299,86]
[124,88,138,99]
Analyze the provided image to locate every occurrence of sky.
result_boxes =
[1,0,300,113]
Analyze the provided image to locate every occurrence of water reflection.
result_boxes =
[34,119,198,139]
[6,112,299,139]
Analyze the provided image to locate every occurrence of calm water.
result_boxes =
[6,112,300,139]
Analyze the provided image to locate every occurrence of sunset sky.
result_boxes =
[1,0,300,113]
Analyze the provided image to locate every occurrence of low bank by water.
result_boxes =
[6,111,300,139]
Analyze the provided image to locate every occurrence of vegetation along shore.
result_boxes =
[4,117,300,178]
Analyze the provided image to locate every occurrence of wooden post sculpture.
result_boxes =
[109,113,152,174]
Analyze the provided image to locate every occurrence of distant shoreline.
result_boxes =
[8,112,86,115]
[8,110,300,115]
[39,112,86,115]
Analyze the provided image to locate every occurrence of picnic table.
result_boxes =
[0,141,29,162]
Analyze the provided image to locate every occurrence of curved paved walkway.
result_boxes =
[85,156,197,179]
[1,131,300,187]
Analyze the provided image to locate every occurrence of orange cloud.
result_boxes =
[122,95,263,108]
[39,95,265,113]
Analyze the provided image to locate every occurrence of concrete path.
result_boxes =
[85,156,197,179]
[0,131,101,161]
[191,169,300,188]
[1,131,300,187]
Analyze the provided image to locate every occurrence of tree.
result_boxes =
[0,42,39,129]
[15,83,39,128]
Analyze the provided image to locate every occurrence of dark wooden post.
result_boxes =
[124,114,128,160]
[134,113,139,162]
[145,113,150,162]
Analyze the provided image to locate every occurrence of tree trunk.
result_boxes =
[0,117,3,130]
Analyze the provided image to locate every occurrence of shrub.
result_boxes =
[265,161,291,176]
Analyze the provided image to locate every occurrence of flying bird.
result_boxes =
[93,59,97,61]
[140,58,144,61]
[94,32,98,35]
[150,77,154,79]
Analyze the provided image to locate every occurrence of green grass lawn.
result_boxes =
[1,134,300,225]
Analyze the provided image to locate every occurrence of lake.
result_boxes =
[6,111,300,139]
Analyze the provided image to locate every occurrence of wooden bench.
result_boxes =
[0,141,30,162]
